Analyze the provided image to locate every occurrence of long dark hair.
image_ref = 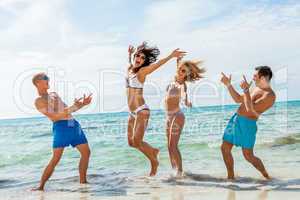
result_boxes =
[131,42,160,73]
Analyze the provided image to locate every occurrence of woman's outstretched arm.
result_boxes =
[128,45,135,68]
[139,48,186,76]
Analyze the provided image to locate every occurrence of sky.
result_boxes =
[0,0,299,119]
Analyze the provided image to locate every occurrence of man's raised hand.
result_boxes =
[82,93,93,106]
[73,93,93,108]
[240,75,252,91]
[221,72,232,87]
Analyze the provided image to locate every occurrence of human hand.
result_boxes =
[240,75,252,92]
[186,101,192,108]
[128,45,135,55]
[82,93,93,106]
[221,72,232,87]
[171,48,187,59]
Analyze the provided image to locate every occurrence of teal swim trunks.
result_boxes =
[223,113,257,149]
[52,119,88,148]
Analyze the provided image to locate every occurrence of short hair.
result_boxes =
[255,66,273,81]
[32,73,47,86]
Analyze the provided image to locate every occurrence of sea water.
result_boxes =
[0,101,299,199]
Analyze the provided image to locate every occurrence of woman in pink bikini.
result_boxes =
[165,58,205,177]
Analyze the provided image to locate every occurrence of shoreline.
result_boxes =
[1,181,299,200]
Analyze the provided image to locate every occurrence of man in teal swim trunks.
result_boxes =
[220,66,276,180]
[32,73,92,190]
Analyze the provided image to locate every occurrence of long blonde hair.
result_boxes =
[178,60,206,82]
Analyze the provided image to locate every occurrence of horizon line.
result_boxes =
[0,99,299,122]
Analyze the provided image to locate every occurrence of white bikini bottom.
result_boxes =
[129,104,149,117]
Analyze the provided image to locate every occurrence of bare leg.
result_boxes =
[168,113,184,176]
[76,143,91,183]
[166,117,176,169]
[128,110,159,176]
[127,115,136,147]
[221,141,235,179]
[32,148,64,191]
[242,149,270,179]
[134,110,159,176]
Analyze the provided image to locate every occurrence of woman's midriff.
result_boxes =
[165,97,180,115]
[127,88,146,112]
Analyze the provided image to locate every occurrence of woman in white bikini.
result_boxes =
[126,42,186,176]
[165,58,205,176]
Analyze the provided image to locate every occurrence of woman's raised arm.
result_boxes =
[140,48,186,76]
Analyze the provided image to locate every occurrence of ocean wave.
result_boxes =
[0,171,129,196]
[263,133,300,147]
[161,172,300,191]
[30,131,51,139]
[0,179,19,189]
[50,172,129,196]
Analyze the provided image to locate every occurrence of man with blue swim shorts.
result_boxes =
[32,73,92,191]
[220,66,276,180]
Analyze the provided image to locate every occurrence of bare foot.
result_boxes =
[80,180,89,184]
[227,175,235,181]
[263,173,271,180]
[149,149,159,176]
[176,171,183,179]
[31,186,44,191]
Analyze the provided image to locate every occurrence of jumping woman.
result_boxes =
[126,42,186,176]
[165,58,205,177]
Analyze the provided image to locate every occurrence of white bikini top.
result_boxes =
[166,81,187,105]
[126,73,144,89]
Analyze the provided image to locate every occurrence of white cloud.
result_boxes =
[0,0,33,14]
[136,0,300,107]
[0,0,127,119]
[0,0,299,119]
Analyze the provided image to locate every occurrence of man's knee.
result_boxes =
[50,157,61,167]
[85,148,91,158]
[221,143,231,154]
[80,147,91,159]
[243,151,255,163]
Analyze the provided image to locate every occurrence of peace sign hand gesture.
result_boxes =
[240,75,252,92]
[221,72,232,87]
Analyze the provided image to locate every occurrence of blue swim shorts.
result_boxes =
[52,119,88,148]
[223,113,257,149]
